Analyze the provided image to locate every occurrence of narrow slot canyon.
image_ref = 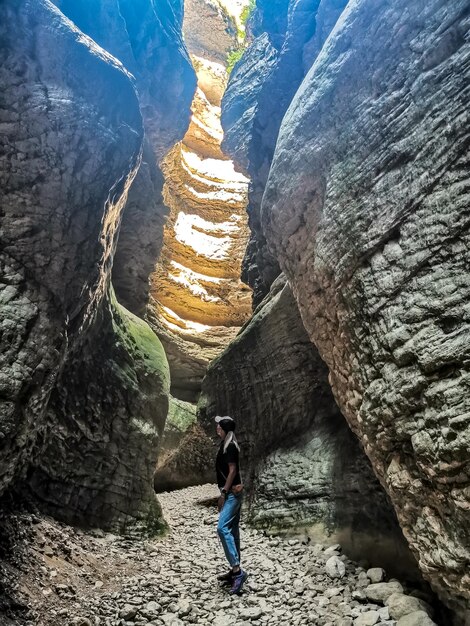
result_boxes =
[0,1,469,626]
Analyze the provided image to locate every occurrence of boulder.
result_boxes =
[386,593,433,621]
[326,556,346,579]
[396,611,437,626]
[365,583,404,604]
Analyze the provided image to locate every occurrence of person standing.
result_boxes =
[214,415,247,594]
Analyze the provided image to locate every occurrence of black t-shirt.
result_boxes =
[216,441,241,489]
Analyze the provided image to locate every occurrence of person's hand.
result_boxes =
[217,494,225,512]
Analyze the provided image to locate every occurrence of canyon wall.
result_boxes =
[149,0,252,404]
[0,0,193,532]
[52,0,197,315]
[198,276,416,573]
[212,0,406,564]
[222,0,347,305]
[262,0,470,617]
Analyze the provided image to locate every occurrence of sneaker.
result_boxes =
[217,570,233,585]
[229,569,247,595]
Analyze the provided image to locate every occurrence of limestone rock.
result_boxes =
[262,0,470,615]
[396,611,437,626]
[386,593,433,621]
[148,10,252,400]
[154,423,214,492]
[221,0,348,305]
[353,612,379,626]
[0,0,141,497]
[367,568,386,584]
[183,0,238,65]
[52,0,197,314]
[198,279,414,569]
[326,556,346,579]
[365,583,404,604]
[154,398,215,491]
[29,290,170,533]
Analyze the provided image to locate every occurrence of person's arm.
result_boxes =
[223,463,237,493]
[218,463,236,511]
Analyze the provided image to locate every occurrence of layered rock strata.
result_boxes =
[150,1,252,401]
[222,0,347,305]
[0,0,191,531]
[198,276,416,573]
[262,0,470,616]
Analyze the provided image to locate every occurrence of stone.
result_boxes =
[222,0,349,305]
[0,0,176,536]
[198,278,408,565]
[119,605,138,620]
[0,0,144,501]
[364,583,404,604]
[326,556,346,579]
[353,612,380,626]
[366,568,385,584]
[396,611,437,626]
[386,594,433,621]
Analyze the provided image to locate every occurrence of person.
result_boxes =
[214,415,247,595]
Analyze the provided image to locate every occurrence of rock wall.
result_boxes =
[262,0,470,616]
[148,0,253,402]
[197,277,416,573]
[221,0,348,305]
[0,0,190,532]
[52,0,197,315]
[29,290,170,533]
[0,0,141,496]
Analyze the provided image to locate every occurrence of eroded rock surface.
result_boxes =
[149,4,252,401]
[52,0,197,314]
[154,396,214,492]
[29,291,170,533]
[0,0,141,496]
[197,277,414,572]
[262,0,470,615]
[0,0,191,532]
[221,0,347,305]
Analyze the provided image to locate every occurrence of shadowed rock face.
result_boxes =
[0,0,142,496]
[262,0,470,615]
[197,277,416,573]
[29,291,170,533]
[222,0,347,305]
[0,0,189,532]
[53,0,197,316]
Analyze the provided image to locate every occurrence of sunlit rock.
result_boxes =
[149,3,253,401]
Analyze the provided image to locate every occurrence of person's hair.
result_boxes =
[218,417,240,453]
[218,418,235,434]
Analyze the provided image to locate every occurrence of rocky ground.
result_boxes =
[0,485,444,626]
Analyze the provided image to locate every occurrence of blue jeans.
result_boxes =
[217,493,242,567]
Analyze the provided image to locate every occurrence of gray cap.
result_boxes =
[214,415,234,423]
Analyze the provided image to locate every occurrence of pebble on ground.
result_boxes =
[1,485,438,626]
